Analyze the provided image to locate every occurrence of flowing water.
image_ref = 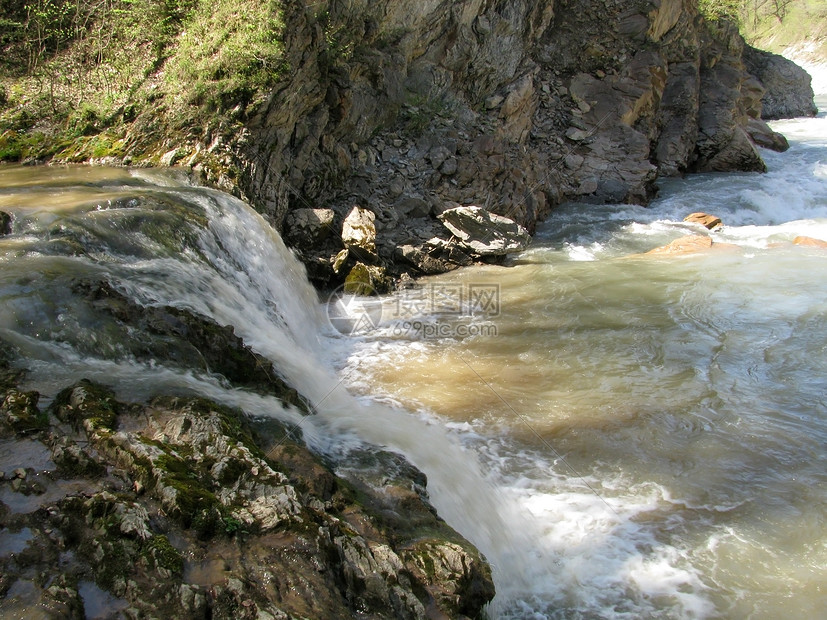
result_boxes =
[334,99,827,619]
[1,99,825,619]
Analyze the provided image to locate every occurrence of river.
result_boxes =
[333,95,827,619]
[1,98,825,618]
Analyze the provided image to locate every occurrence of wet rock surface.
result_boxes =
[0,347,495,619]
[73,279,310,413]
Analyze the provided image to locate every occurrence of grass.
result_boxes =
[162,0,285,119]
[0,0,286,163]
[742,0,827,59]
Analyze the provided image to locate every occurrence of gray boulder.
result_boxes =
[743,45,817,119]
[438,206,530,256]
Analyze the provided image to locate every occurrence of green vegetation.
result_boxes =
[698,0,745,22]
[0,0,285,162]
[698,0,827,58]
[400,92,456,137]
[741,0,827,58]
[145,534,184,575]
[163,0,285,119]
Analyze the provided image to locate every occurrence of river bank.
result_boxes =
[0,2,818,293]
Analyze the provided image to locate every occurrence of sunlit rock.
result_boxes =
[793,236,827,249]
[341,206,377,260]
[684,212,723,230]
[438,205,531,256]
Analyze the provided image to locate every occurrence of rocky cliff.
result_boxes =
[192,0,813,289]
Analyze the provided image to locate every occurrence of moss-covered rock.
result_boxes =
[51,379,119,433]
[1,388,48,436]
[0,371,495,619]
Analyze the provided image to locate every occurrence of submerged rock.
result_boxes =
[439,206,531,256]
[793,236,827,249]
[74,279,310,412]
[645,234,741,256]
[0,211,11,235]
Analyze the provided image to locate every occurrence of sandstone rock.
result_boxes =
[283,208,335,248]
[684,212,723,230]
[439,206,531,256]
[645,235,741,256]
[743,46,817,120]
[793,236,827,248]
[646,235,713,255]
[341,206,377,259]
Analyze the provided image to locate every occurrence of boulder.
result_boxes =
[394,242,464,275]
[743,45,817,120]
[159,148,183,167]
[342,206,377,259]
[646,235,712,255]
[438,206,531,256]
[684,212,723,230]
[283,208,335,248]
[645,235,741,256]
[745,118,789,152]
[0,211,11,235]
[793,236,827,248]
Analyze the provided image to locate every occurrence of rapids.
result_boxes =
[335,97,827,619]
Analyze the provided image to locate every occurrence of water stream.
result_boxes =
[335,98,827,619]
[1,97,825,618]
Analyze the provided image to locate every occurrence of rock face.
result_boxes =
[0,348,495,618]
[214,0,814,287]
[743,45,818,119]
[283,208,335,249]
